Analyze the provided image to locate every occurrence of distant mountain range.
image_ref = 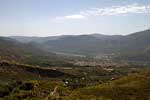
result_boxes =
[10,29,150,61]
[0,29,150,64]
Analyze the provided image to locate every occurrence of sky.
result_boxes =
[0,0,150,36]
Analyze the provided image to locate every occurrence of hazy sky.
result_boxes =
[0,0,150,36]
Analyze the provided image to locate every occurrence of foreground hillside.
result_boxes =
[0,61,75,100]
[66,70,150,100]
[0,60,150,100]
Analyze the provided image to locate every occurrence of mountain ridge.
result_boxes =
[1,29,150,62]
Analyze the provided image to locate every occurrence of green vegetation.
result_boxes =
[1,60,150,100]
[66,70,150,100]
[1,68,150,100]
